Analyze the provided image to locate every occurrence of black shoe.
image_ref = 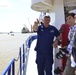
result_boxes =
[54,67,63,74]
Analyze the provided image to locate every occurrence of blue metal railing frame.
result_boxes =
[23,35,37,75]
[2,34,37,75]
[2,58,15,75]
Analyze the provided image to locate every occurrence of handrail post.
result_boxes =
[23,44,25,63]
[12,60,15,75]
[23,44,25,71]
[20,48,22,75]
[8,67,11,75]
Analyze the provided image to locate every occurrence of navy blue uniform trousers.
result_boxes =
[36,52,53,75]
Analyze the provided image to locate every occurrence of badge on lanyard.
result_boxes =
[70,32,73,40]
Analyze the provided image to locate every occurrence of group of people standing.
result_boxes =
[33,12,76,75]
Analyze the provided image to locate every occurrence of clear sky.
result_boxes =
[0,0,40,32]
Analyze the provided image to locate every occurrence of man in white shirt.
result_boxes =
[63,13,76,75]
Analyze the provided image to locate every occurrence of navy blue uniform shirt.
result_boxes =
[35,24,60,55]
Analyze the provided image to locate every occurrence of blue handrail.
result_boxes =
[23,35,37,75]
[2,58,15,75]
[1,34,37,75]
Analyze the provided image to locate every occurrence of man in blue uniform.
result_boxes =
[33,15,60,75]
